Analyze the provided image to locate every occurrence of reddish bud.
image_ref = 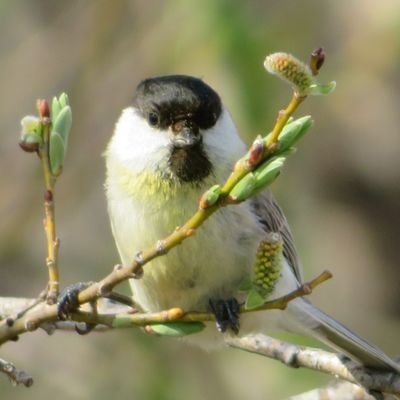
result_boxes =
[199,195,209,210]
[310,47,326,76]
[36,99,50,118]
[19,140,39,153]
[44,190,53,202]
[248,138,265,166]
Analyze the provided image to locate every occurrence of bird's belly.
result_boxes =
[130,226,255,311]
[109,189,264,312]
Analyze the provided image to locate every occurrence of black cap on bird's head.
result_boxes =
[133,75,223,183]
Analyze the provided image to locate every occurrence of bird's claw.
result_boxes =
[57,281,93,320]
[75,322,97,335]
[209,298,240,334]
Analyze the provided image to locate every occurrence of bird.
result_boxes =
[104,74,399,372]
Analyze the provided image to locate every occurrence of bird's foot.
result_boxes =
[57,282,93,320]
[209,298,240,334]
[57,282,96,335]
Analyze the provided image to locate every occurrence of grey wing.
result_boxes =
[250,190,303,283]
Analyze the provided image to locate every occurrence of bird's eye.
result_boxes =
[148,112,160,127]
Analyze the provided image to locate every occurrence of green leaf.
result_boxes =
[21,131,42,145]
[51,97,61,121]
[253,156,286,193]
[306,81,336,96]
[52,105,72,142]
[245,288,265,310]
[276,116,313,153]
[49,131,65,176]
[204,184,221,206]
[149,322,206,337]
[52,93,70,122]
[229,173,257,202]
[59,92,69,108]
[49,105,72,176]
[20,115,41,136]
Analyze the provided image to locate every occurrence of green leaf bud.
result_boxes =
[58,92,69,108]
[228,173,257,203]
[199,185,221,209]
[306,81,336,96]
[49,132,65,176]
[148,322,205,337]
[252,156,286,193]
[276,116,313,153]
[49,105,72,176]
[21,115,41,136]
[52,97,61,121]
[245,288,266,310]
[20,115,42,152]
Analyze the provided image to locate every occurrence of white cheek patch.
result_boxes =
[203,108,247,169]
[107,107,170,172]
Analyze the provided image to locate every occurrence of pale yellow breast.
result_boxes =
[106,159,264,312]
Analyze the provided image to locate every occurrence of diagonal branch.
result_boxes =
[290,381,395,400]
[225,334,400,396]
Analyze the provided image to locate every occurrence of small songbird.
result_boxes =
[104,74,399,372]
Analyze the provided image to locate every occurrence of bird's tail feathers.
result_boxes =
[286,298,400,373]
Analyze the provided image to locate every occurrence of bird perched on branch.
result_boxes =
[104,74,399,373]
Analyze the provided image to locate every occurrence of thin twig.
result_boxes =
[250,270,333,312]
[39,115,59,304]
[266,92,306,148]
[0,358,33,387]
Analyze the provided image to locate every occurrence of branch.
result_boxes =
[0,358,33,387]
[225,334,400,396]
[20,96,73,304]
[1,295,399,396]
[0,270,331,336]
[37,102,59,304]
[291,381,397,400]
[2,290,399,395]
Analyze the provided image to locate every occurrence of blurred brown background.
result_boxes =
[1,1,399,399]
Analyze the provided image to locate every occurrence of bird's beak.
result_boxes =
[171,122,201,148]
